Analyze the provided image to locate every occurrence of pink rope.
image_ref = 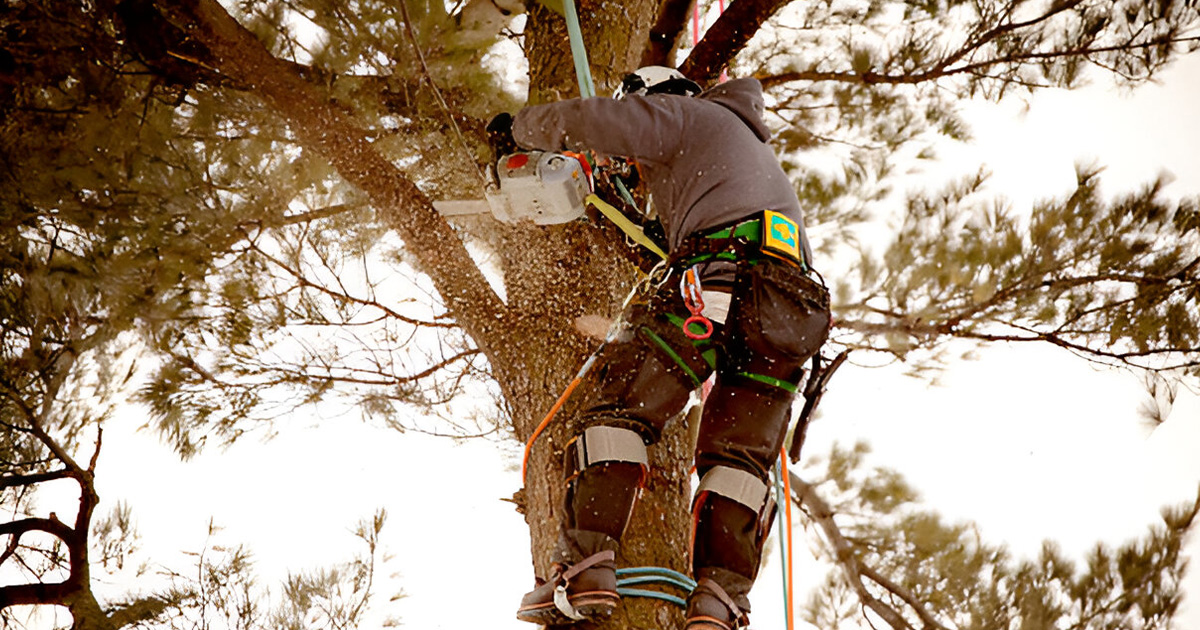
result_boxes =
[692,0,730,82]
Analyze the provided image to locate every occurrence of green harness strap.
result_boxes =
[658,314,799,394]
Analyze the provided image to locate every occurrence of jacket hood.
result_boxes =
[697,77,771,142]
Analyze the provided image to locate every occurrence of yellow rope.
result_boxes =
[585,194,668,261]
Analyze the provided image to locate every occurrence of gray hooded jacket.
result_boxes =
[512,77,813,263]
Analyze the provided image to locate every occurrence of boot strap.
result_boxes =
[551,550,616,621]
[693,578,749,629]
[557,549,615,583]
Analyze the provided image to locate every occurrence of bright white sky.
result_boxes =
[14,41,1200,630]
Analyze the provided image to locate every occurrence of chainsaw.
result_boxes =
[433,151,591,225]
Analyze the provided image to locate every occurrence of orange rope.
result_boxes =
[780,448,795,630]
[521,371,588,482]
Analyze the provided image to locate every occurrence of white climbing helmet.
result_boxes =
[613,66,702,99]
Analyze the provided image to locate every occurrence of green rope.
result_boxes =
[737,371,799,394]
[640,326,702,387]
[561,0,596,98]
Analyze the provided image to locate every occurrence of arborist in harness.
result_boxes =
[491,66,832,630]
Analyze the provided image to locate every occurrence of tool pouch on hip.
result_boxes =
[728,260,831,364]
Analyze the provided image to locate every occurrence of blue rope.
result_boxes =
[615,566,695,610]
[617,588,689,609]
[773,462,793,630]
[614,176,638,208]
[617,566,697,588]
[617,575,696,592]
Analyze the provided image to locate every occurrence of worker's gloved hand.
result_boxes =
[486,112,519,158]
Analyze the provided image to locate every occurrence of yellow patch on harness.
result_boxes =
[761,210,802,263]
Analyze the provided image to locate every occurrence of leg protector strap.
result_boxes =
[566,426,649,474]
[691,467,778,581]
[695,466,770,513]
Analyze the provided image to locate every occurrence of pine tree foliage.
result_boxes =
[753,0,1200,273]
[0,1,425,625]
[835,166,1200,374]
[796,443,1199,630]
[128,511,397,630]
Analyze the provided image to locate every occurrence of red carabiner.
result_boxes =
[683,313,713,340]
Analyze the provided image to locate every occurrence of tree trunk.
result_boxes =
[515,3,698,629]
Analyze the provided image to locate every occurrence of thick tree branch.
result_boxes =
[641,0,694,68]
[761,35,1200,89]
[0,517,77,600]
[790,473,915,630]
[0,468,78,489]
[164,0,518,375]
[679,0,792,85]
[0,581,74,609]
[0,516,76,545]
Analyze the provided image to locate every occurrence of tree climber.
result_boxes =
[492,66,832,630]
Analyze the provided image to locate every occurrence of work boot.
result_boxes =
[685,571,752,630]
[516,530,620,625]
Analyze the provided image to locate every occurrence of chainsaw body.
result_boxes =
[434,151,591,225]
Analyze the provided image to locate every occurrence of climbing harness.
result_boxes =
[680,266,714,340]
[673,212,811,272]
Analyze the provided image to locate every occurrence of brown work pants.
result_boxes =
[563,256,831,606]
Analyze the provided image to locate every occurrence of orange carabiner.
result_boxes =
[680,266,713,340]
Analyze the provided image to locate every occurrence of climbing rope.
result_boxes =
[776,451,796,630]
[616,566,697,609]
[562,0,597,99]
